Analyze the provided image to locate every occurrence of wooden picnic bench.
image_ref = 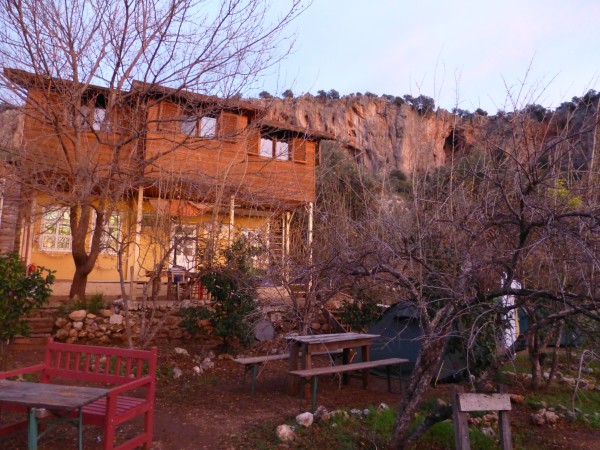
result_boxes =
[234,350,342,395]
[0,338,157,450]
[289,357,409,412]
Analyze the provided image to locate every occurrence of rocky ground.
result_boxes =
[1,341,600,449]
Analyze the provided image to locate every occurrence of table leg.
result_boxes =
[28,408,38,450]
[288,342,300,395]
[303,345,312,400]
[362,345,371,389]
[342,349,350,385]
[78,407,83,450]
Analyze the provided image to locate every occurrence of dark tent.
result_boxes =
[366,302,467,382]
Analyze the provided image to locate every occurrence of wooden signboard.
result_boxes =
[458,393,512,412]
[452,385,513,450]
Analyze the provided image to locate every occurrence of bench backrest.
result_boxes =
[42,338,157,386]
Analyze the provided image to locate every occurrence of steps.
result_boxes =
[13,317,55,349]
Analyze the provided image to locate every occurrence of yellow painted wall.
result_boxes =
[29,194,271,283]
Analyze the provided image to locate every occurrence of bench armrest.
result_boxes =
[108,375,154,397]
[0,364,46,380]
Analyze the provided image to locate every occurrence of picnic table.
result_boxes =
[285,332,409,411]
[285,332,379,394]
[0,380,109,450]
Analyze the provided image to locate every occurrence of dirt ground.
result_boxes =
[2,341,600,449]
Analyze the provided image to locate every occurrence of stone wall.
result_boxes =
[46,301,338,345]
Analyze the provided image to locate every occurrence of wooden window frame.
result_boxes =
[179,109,218,139]
[259,134,292,161]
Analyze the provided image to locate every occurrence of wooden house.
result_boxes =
[2,69,332,293]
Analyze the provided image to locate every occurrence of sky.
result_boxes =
[256,0,600,113]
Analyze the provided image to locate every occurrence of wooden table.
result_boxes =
[0,380,109,450]
[285,332,379,395]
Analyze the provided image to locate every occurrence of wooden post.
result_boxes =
[452,385,470,450]
[498,385,513,450]
[229,195,235,245]
[129,266,135,303]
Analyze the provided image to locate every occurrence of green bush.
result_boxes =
[59,293,107,315]
[338,288,383,331]
[0,252,54,368]
[201,271,256,350]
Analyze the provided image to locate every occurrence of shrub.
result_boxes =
[0,252,54,368]
[195,236,260,350]
[338,288,383,331]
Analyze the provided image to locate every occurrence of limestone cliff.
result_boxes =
[259,94,461,174]
[258,94,599,177]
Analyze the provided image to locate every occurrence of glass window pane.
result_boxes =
[275,140,289,160]
[180,114,197,135]
[260,138,273,158]
[200,116,216,138]
[93,108,106,131]
[42,236,56,249]
[57,236,71,249]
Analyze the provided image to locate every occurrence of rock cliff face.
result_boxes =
[260,95,462,174]
[259,94,599,177]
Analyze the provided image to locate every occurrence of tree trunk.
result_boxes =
[68,204,104,300]
[391,337,447,449]
[69,267,89,300]
[528,332,543,389]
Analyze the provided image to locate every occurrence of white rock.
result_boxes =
[68,310,87,321]
[379,403,390,410]
[72,321,84,331]
[109,314,123,325]
[481,427,495,437]
[201,358,214,370]
[276,424,295,442]
[174,347,190,357]
[172,367,183,379]
[296,412,314,427]
[531,409,546,426]
[192,366,202,375]
[544,410,560,424]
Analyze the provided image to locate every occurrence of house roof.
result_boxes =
[5,68,334,141]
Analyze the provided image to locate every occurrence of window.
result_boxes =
[260,135,291,160]
[260,137,274,158]
[180,112,198,135]
[200,116,217,138]
[90,212,121,253]
[77,105,109,131]
[92,107,107,131]
[180,112,217,138]
[275,140,289,161]
[39,207,72,252]
[100,213,120,253]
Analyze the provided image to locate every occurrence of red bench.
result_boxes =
[0,338,157,450]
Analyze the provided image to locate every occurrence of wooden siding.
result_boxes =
[20,89,139,180]
[21,91,317,205]
[144,101,316,205]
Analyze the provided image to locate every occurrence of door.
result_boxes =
[171,224,197,271]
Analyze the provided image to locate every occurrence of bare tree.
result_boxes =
[305,97,600,447]
[0,0,307,299]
